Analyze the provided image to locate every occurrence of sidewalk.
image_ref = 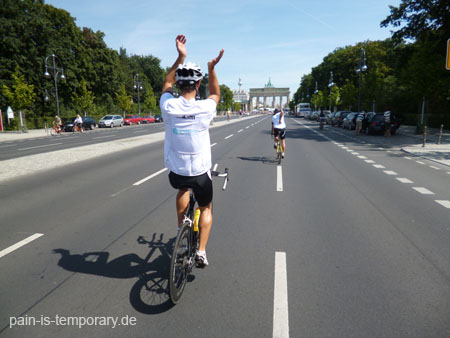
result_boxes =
[397,125,450,167]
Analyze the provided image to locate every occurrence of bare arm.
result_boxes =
[279,109,284,123]
[207,49,224,105]
[162,35,187,94]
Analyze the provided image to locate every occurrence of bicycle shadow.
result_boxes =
[52,233,183,315]
[236,156,279,165]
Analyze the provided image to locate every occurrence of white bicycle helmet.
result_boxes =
[175,62,203,85]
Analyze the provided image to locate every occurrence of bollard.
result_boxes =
[422,125,427,147]
[437,124,443,144]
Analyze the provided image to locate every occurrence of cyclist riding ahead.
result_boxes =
[271,108,286,158]
[160,34,224,268]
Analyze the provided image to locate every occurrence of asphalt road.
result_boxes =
[1,117,450,338]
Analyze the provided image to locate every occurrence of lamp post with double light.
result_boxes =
[356,47,367,112]
[44,54,65,117]
[133,73,143,115]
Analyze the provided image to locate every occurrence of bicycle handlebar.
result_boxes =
[211,168,229,191]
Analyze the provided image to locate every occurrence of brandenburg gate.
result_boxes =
[249,79,290,111]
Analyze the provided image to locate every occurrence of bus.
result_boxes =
[295,103,311,118]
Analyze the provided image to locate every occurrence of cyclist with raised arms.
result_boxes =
[160,34,224,268]
[271,108,286,158]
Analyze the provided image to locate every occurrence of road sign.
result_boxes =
[447,39,450,70]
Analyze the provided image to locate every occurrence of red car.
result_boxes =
[141,115,155,123]
[123,115,143,125]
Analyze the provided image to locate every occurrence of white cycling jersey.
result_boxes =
[272,112,286,129]
[160,92,216,176]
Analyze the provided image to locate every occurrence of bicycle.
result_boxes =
[169,169,229,304]
[274,136,283,164]
[50,125,63,136]
[73,123,84,134]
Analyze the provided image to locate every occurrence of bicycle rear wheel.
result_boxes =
[169,222,192,304]
[277,143,282,164]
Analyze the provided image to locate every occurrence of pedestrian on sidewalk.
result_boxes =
[384,110,391,137]
[355,111,364,135]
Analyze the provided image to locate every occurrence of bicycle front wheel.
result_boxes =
[169,222,192,304]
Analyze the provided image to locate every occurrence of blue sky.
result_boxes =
[46,0,401,96]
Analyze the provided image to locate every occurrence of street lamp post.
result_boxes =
[328,71,334,111]
[314,81,318,111]
[356,47,368,112]
[44,54,65,117]
[133,73,143,115]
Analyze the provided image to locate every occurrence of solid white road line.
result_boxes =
[435,200,450,209]
[93,135,115,140]
[273,252,289,338]
[277,166,283,192]
[383,170,398,175]
[133,168,168,186]
[18,143,63,151]
[412,187,434,195]
[225,134,233,139]
[397,178,413,183]
[0,233,44,258]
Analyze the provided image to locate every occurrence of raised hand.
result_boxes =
[208,49,224,69]
[176,35,187,58]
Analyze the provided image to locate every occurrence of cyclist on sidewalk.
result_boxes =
[160,34,224,268]
[271,108,286,158]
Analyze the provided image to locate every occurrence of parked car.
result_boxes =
[342,112,357,130]
[326,111,335,124]
[98,115,124,128]
[123,115,143,125]
[331,111,351,127]
[311,111,320,121]
[154,115,163,123]
[62,116,96,131]
[141,115,155,123]
[366,113,400,135]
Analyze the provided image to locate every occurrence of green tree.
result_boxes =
[232,101,242,112]
[115,84,131,115]
[329,85,342,110]
[217,84,233,111]
[143,85,157,113]
[3,67,36,113]
[72,77,95,116]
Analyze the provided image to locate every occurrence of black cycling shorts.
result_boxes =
[273,128,286,139]
[169,171,213,207]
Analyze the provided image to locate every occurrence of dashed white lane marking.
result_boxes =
[213,163,218,171]
[238,129,244,133]
[18,143,63,151]
[404,156,412,160]
[365,160,375,163]
[133,130,147,133]
[133,168,168,186]
[416,161,425,165]
[0,233,44,258]
[352,152,359,155]
[225,134,233,139]
[273,252,289,338]
[384,170,398,175]
[397,178,413,183]
[447,172,450,175]
[211,143,217,147]
[412,187,435,195]
[341,146,349,149]
[373,164,386,169]
[277,166,283,192]
[246,126,250,129]
[429,166,440,170]
[0,144,15,148]
[346,149,353,152]
[435,200,450,209]
[357,156,367,159]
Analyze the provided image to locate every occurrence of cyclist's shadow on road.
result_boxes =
[52,233,181,314]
